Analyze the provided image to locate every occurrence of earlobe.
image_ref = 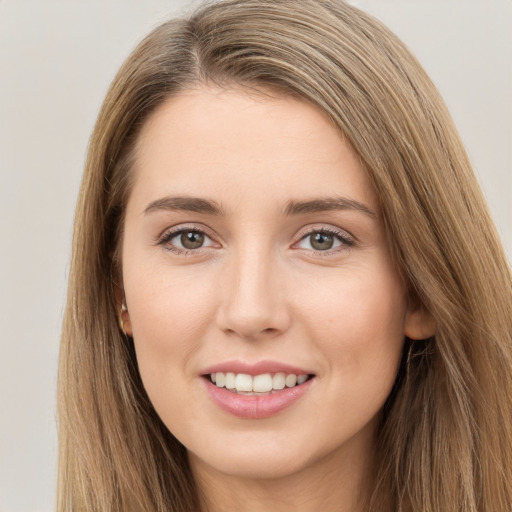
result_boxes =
[404,304,436,340]
[114,285,133,337]
[118,302,134,337]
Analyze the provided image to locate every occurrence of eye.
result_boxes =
[158,228,216,252]
[296,229,353,252]
[176,230,206,249]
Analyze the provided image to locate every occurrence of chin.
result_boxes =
[186,424,354,482]
[190,444,316,481]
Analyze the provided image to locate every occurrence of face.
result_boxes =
[120,86,428,483]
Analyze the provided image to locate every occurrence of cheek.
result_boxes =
[124,267,221,433]
[123,264,218,387]
[310,278,406,442]
[127,264,213,335]
[298,263,406,337]
[295,264,407,385]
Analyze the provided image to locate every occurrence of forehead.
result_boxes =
[130,85,377,213]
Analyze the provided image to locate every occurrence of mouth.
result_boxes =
[205,372,314,395]
[201,364,316,419]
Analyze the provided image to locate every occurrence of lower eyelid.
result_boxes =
[298,237,342,250]
[157,227,220,252]
[156,225,353,254]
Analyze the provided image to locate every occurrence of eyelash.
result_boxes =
[156,225,354,255]
[156,225,216,255]
[295,227,354,255]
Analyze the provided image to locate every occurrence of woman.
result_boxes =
[58,0,512,510]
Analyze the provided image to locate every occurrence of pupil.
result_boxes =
[311,232,333,250]
[181,231,204,249]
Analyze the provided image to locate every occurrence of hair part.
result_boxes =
[58,1,512,510]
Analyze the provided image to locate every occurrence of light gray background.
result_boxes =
[1,1,510,510]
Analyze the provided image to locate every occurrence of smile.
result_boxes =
[210,372,310,394]
[202,364,315,419]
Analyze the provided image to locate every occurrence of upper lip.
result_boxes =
[201,360,314,376]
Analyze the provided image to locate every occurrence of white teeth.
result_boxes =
[225,372,236,389]
[215,372,225,387]
[272,373,286,390]
[235,373,253,392]
[285,374,297,387]
[253,374,273,393]
[297,374,308,384]
[212,372,310,392]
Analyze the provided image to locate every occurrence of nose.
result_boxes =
[216,246,291,340]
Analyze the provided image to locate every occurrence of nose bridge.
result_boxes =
[217,238,289,339]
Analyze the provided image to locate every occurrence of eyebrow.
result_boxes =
[284,197,377,219]
[143,195,377,219]
[144,196,224,216]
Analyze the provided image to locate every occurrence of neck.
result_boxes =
[189,435,373,512]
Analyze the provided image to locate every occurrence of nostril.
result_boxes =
[222,325,283,340]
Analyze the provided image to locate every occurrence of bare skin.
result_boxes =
[120,85,435,511]
[190,423,373,512]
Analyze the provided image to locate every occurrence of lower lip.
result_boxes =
[203,378,314,419]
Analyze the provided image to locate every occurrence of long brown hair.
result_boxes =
[58,1,512,510]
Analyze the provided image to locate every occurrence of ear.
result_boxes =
[404,301,436,340]
[114,284,133,337]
